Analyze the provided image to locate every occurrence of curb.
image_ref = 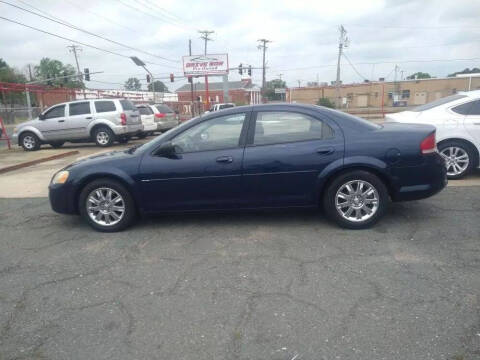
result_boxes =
[0,150,79,175]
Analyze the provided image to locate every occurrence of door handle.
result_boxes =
[86,116,93,120]
[216,156,233,163]
[316,147,334,155]
[58,119,65,122]
[473,122,480,125]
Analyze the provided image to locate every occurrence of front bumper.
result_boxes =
[49,182,78,215]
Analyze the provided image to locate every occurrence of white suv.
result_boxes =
[386,91,480,179]
[12,99,143,151]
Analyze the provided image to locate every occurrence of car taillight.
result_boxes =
[420,132,437,154]
[120,113,127,125]
[155,113,166,118]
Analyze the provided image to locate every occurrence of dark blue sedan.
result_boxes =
[49,104,447,231]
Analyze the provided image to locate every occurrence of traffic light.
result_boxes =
[146,74,151,83]
[188,76,192,83]
[170,73,174,82]
[84,68,90,81]
[248,66,252,76]
[238,63,243,75]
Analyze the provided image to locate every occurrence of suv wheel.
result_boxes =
[20,132,40,151]
[438,140,475,179]
[94,127,114,147]
[323,170,389,229]
[79,178,136,232]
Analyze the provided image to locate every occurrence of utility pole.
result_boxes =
[394,64,400,102]
[67,45,86,99]
[335,25,348,108]
[26,64,33,119]
[277,73,283,80]
[199,30,214,110]
[258,39,271,103]
[297,80,302,88]
[189,39,195,116]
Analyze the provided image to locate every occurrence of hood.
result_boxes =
[65,148,140,171]
[384,111,421,123]
[17,118,41,128]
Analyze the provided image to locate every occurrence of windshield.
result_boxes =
[412,94,467,112]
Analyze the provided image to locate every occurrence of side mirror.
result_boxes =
[38,113,45,120]
[156,141,176,157]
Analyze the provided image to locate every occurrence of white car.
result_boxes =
[385,91,480,179]
[136,104,157,137]
[205,103,235,113]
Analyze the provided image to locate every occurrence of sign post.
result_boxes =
[182,54,229,111]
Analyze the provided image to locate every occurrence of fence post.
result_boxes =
[0,116,11,150]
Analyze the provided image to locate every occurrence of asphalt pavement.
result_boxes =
[0,187,479,360]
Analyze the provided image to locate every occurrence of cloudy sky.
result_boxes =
[1,0,479,91]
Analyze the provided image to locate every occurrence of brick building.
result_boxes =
[287,75,480,109]
[176,78,261,110]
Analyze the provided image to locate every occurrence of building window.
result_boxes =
[388,92,393,99]
[401,90,410,99]
[215,95,219,102]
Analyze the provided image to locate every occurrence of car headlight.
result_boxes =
[51,170,69,184]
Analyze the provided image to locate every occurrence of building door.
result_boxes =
[414,92,427,105]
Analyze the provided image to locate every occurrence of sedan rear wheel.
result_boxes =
[323,170,389,229]
[438,141,474,179]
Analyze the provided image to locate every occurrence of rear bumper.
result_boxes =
[391,153,447,201]
[142,123,157,132]
[155,119,178,131]
[111,124,143,136]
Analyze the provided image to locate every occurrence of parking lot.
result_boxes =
[0,140,478,359]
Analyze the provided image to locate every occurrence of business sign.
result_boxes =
[274,88,286,94]
[182,54,229,76]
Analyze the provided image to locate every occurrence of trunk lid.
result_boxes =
[119,99,141,125]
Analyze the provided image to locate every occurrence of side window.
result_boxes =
[43,105,65,120]
[172,113,246,153]
[452,101,474,115]
[69,102,91,116]
[95,101,116,113]
[467,100,480,115]
[253,111,333,146]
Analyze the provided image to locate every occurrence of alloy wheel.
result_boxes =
[96,131,110,145]
[23,135,35,149]
[335,180,379,222]
[440,146,469,177]
[86,187,125,226]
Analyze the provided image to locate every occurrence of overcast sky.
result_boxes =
[1,0,479,91]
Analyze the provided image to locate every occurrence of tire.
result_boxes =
[20,132,40,151]
[93,126,114,147]
[323,170,389,229]
[49,141,65,149]
[137,132,147,139]
[438,140,475,179]
[78,178,136,232]
[117,135,130,144]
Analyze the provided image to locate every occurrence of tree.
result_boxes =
[0,58,26,83]
[148,80,169,92]
[265,78,286,101]
[406,72,432,80]
[124,77,142,91]
[448,67,480,77]
[316,97,335,108]
[34,57,82,88]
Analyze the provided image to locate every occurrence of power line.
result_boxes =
[117,0,186,29]
[273,57,480,72]
[348,24,480,30]
[0,0,179,64]
[342,53,368,81]
[0,15,181,69]
[133,0,187,26]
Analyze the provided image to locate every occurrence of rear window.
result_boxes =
[412,94,467,112]
[155,104,174,113]
[95,101,116,113]
[137,106,153,115]
[452,101,474,115]
[120,100,137,111]
[219,104,235,110]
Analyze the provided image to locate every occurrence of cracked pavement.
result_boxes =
[0,187,479,359]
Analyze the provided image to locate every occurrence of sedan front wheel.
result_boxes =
[438,141,474,179]
[79,178,136,232]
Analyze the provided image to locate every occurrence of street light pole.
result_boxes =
[130,56,156,103]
